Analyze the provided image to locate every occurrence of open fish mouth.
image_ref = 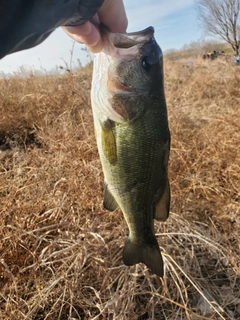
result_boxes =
[101,26,161,61]
[110,26,155,48]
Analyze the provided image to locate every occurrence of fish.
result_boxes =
[91,26,171,277]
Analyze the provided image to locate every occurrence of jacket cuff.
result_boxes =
[64,0,104,26]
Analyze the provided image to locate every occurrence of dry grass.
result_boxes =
[0,56,239,320]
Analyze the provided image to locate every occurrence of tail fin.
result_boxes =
[123,238,164,277]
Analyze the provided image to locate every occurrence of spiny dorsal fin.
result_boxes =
[103,183,119,211]
[154,179,170,221]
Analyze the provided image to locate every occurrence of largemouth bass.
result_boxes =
[91,26,171,277]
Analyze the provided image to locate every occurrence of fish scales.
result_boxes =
[91,26,171,277]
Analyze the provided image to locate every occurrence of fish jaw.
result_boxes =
[91,41,142,124]
[91,51,125,123]
[103,26,156,61]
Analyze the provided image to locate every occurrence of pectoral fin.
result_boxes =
[101,120,117,165]
[154,179,170,221]
[103,183,119,211]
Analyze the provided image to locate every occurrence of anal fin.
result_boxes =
[103,183,119,211]
[154,179,170,221]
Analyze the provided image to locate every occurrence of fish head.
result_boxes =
[110,27,163,94]
[91,26,164,123]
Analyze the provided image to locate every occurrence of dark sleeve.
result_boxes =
[0,0,104,59]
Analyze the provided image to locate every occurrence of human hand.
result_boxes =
[62,0,128,53]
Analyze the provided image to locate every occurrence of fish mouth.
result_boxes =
[111,26,155,49]
[101,26,158,61]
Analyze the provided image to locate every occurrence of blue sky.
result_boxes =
[0,0,204,75]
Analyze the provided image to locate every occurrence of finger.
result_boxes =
[98,0,128,33]
[62,22,103,52]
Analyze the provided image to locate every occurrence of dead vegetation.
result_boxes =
[0,57,239,320]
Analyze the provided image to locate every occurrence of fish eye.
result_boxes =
[142,57,152,72]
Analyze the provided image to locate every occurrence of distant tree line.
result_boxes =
[196,0,240,56]
[164,39,226,61]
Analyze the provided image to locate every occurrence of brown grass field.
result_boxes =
[0,55,239,320]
